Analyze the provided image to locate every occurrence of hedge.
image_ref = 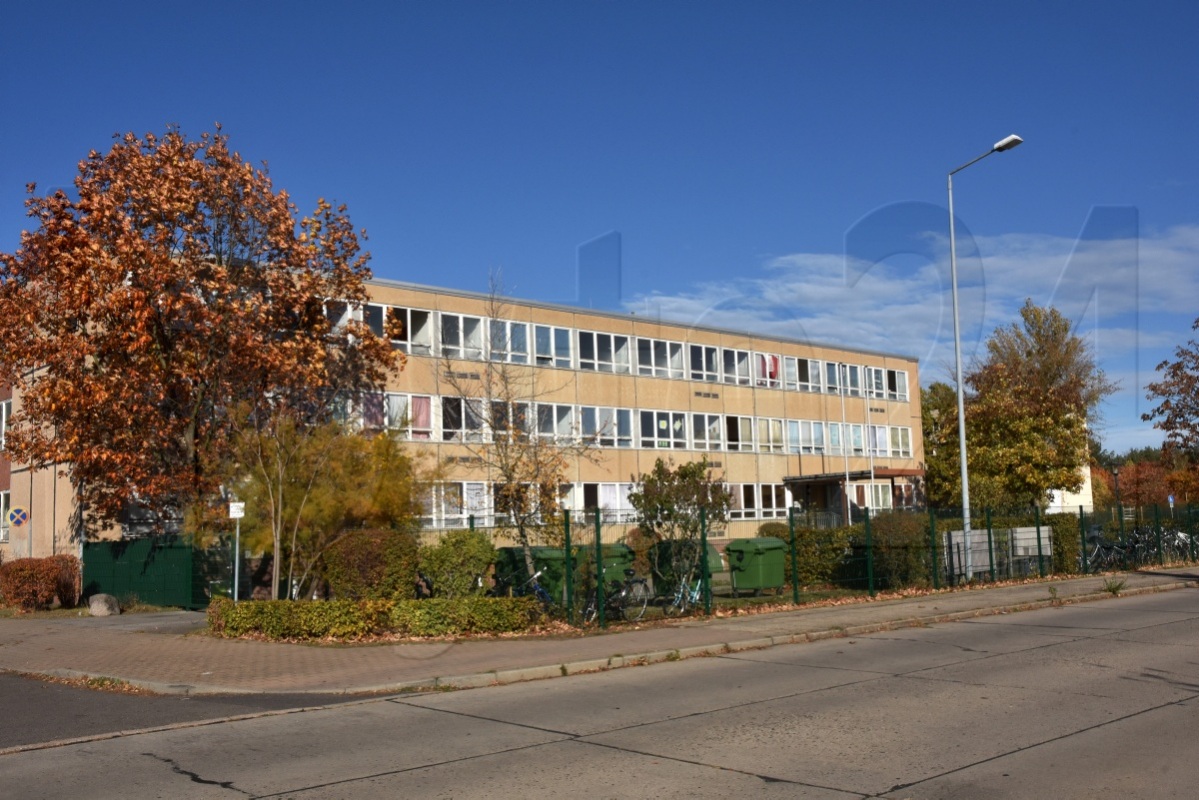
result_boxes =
[207,595,544,640]
[0,555,81,611]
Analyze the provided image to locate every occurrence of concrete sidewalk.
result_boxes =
[1,569,1195,695]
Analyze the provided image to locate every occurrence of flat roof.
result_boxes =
[368,277,919,365]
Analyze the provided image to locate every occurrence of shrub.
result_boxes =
[855,511,935,590]
[324,527,420,600]
[759,522,853,588]
[1045,513,1082,575]
[0,558,60,611]
[417,529,496,599]
[48,554,81,608]
[206,595,543,640]
[389,596,542,636]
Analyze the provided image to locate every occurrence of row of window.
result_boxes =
[365,393,914,458]
[361,303,910,401]
[421,480,907,529]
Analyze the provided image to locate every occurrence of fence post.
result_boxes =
[1154,504,1164,566]
[1191,505,1197,562]
[788,505,800,605]
[595,509,605,629]
[1079,506,1088,575]
[701,508,712,615]
[986,508,996,583]
[468,514,475,531]
[865,507,875,598]
[1035,505,1046,577]
[1118,503,1127,571]
[563,509,573,625]
[929,507,940,590]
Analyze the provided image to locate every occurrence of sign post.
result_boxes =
[228,502,245,602]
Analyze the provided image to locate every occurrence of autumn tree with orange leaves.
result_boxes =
[0,126,399,535]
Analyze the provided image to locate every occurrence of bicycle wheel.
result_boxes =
[582,591,598,624]
[663,587,685,617]
[621,579,650,622]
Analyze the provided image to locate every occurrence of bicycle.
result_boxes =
[490,570,555,613]
[662,570,702,617]
[582,569,651,623]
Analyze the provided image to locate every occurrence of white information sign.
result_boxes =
[229,502,246,519]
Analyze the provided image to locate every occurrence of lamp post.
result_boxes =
[947,133,1023,581]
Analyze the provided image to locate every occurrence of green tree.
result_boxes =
[922,301,1117,509]
[628,457,732,577]
[232,423,425,598]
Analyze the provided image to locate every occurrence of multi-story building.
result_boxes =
[362,280,923,540]
[0,279,925,560]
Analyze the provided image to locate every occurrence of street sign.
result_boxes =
[7,507,28,527]
[1169,494,1175,508]
[229,502,245,519]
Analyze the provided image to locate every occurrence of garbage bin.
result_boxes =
[494,544,634,604]
[725,537,786,596]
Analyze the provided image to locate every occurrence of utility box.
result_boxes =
[725,537,786,596]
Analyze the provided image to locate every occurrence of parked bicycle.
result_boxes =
[583,569,651,623]
[662,570,702,617]
[490,570,555,613]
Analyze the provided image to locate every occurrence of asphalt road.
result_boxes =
[5,589,1199,798]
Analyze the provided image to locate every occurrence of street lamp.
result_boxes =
[947,133,1023,581]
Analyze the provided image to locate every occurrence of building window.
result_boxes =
[796,358,822,392]
[534,325,572,368]
[442,397,486,442]
[690,345,720,382]
[489,401,531,439]
[578,331,631,373]
[692,413,723,451]
[845,364,863,397]
[850,424,865,456]
[0,399,10,452]
[579,482,637,523]
[537,404,575,442]
[377,393,432,440]
[722,348,751,386]
[376,306,433,355]
[725,415,754,452]
[730,484,758,520]
[827,422,843,455]
[639,410,686,449]
[431,481,490,527]
[869,425,889,457]
[440,313,484,360]
[888,369,909,401]
[636,338,684,379]
[866,367,886,399]
[825,362,842,394]
[489,319,529,364]
[890,427,912,458]
[0,490,7,543]
[756,418,784,453]
[581,406,633,448]
[797,420,825,454]
[856,483,894,511]
[760,485,788,518]
[754,353,781,388]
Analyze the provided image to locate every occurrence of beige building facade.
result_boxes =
[0,279,925,559]
[363,280,924,540]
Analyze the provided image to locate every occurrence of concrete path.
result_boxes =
[1,569,1193,695]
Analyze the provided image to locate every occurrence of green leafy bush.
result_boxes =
[324,528,420,600]
[389,596,542,636]
[1045,513,1082,574]
[852,511,935,590]
[758,521,853,588]
[207,595,542,640]
[417,529,496,599]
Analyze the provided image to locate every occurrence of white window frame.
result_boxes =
[537,403,576,443]
[441,397,486,442]
[756,417,784,453]
[639,409,687,449]
[636,337,684,379]
[489,319,529,364]
[689,344,720,383]
[440,313,484,360]
[578,330,631,373]
[725,415,755,452]
[722,348,752,386]
[754,352,781,388]
[890,426,913,458]
[581,406,633,448]
[534,325,573,368]
[692,413,724,451]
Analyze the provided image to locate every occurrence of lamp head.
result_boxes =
[993,134,1023,152]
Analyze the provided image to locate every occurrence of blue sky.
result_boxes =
[2,1,1196,453]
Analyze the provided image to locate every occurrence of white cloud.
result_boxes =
[622,224,1199,452]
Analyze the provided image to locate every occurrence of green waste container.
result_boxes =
[725,537,786,596]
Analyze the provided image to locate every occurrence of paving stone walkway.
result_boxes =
[1,569,1193,694]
